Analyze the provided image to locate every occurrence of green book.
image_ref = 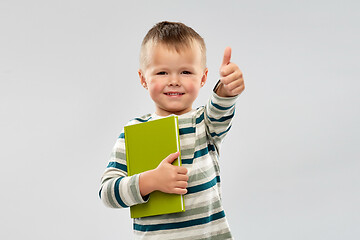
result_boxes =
[124,115,185,218]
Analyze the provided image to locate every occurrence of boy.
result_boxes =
[99,21,244,239]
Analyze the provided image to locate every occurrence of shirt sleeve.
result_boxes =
[99,129,148,208]
[204,87,239,154]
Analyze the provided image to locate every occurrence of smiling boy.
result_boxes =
[99,21,244,239]
[138,41,207,117]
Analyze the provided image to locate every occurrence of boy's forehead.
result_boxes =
[140,39,206,71]
[147,40,201,54]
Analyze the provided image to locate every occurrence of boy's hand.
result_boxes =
[216,47,245,97]
[154,152,189,194]
[139,152,188,196]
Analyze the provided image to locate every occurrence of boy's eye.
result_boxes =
[181,71,191,75]
[156,72,167,75]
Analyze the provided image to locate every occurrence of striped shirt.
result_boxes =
[99,91,238,239]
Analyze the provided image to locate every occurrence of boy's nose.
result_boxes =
[168,75,180,86]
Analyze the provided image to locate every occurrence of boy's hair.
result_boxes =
[140,21,207,70]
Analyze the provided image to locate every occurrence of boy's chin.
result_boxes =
[156,107,192,116]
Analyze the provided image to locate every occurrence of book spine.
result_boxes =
[174,116,181,167]
[124,127,131,176]
[174,116,185,211]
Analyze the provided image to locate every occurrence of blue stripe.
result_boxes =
[114,177,128,208]
[182,158,193,164]
[211,100,234,110]
[179,127,195,135]
[107,162,127,172]
[208,144,215,152]
[194,147,208,159]
[134,117,151,122]
[209,126,232,138]
[187,176,221,195]
[134,210,226,232]
[98,187,102,199]
[206,112,234,122]
[119,132,125,139]
[196,112,204,124]
[181,145,210,164]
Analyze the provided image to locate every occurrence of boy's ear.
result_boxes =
[138,69,148,89]
[200,68,208,87]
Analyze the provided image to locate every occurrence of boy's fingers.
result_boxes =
[220,64,235,78]
[227,78,244,90]
[173,188,188,195]
[221,62,242,78]
[175,180,188,189]
[164,151,180,164]
[176,172,189,182]
[220,69,243,85]
[231,85,245,95]
[221,47,232,67]
[176,166,188,175]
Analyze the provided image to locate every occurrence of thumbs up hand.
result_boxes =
[216,47,245,97]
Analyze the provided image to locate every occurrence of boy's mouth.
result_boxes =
[164,92,184,96]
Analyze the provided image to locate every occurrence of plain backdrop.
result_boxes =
[1,0,359,239]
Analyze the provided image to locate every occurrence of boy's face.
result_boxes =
[139,43,208,116]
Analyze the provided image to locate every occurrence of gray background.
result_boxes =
[1,0,359,239]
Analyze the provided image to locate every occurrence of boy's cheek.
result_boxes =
[148,85,164,98]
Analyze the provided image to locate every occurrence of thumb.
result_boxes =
[163,151,180,164]
[221,47,232,67]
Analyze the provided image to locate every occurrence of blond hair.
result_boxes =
[139,21,206,70]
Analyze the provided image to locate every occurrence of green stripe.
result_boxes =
[195,134,207,147]
[184,199,222,218]
[129,175,142,203]
[175,229,232,240]
[140,198,222,222]
[208,121,232,129]
[134,210,226,232]
[188,164,217,183]
[179,117,193,125]
[180,135,206,158]
[115,151,126,160]
[181,147,195,157]
[198,231,232,240]
[105,179,119,208]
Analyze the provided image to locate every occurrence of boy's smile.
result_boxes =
[139,43,208,116]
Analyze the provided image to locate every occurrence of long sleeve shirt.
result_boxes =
[99,91,238,239]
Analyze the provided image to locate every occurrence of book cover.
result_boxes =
[124,115,185,218]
